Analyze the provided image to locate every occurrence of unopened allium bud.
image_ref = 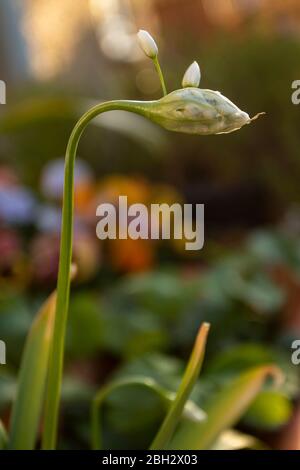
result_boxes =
[137,30,158,59]
[182,61,201,88]
[134,88,263,135]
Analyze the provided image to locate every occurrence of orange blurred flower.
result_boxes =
[109,238,155,273]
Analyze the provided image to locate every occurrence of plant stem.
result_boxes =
[42,100,149,449]
[153,57,167,96]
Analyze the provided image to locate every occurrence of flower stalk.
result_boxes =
[153,56,167,96]
[137,29,167,96]
[42,100,147,449]
[42,30,264,449]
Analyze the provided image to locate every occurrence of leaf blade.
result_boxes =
[168,364,283,449]
[8,292,56,450]
[150,323,210,450]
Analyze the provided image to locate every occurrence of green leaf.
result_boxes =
[243,390,292,430]
[116,271,199,319]
[113,353,183,391]
[67,293,104,358]
[91,376,205,450]
[150,323,210,450]
[168,364,282,449]
[91,376,167,450]
[8,292,56,450]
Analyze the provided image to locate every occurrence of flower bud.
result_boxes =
[136,88,262,135]
[137,30,158,59]
[182,61,201,88]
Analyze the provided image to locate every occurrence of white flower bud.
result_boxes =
[136,88,258,135]
[182,61,201,88]
[137,30,158,59]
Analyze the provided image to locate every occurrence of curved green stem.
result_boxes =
[42,100,151,449]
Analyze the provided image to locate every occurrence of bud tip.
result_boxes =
[182,61,201,88]
[137,29,158,59]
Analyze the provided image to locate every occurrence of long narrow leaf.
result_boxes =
[91,376,206,450]
[168,364,283,449]
[8,292,57,449]
[150,323,210,450]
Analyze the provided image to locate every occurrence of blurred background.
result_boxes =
[1,0,300,450]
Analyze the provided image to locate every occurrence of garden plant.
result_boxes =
[1,30,282,451]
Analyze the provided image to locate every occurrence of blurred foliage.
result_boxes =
[0,228,299,448]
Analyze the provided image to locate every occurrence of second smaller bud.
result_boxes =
[182,61,201,88]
